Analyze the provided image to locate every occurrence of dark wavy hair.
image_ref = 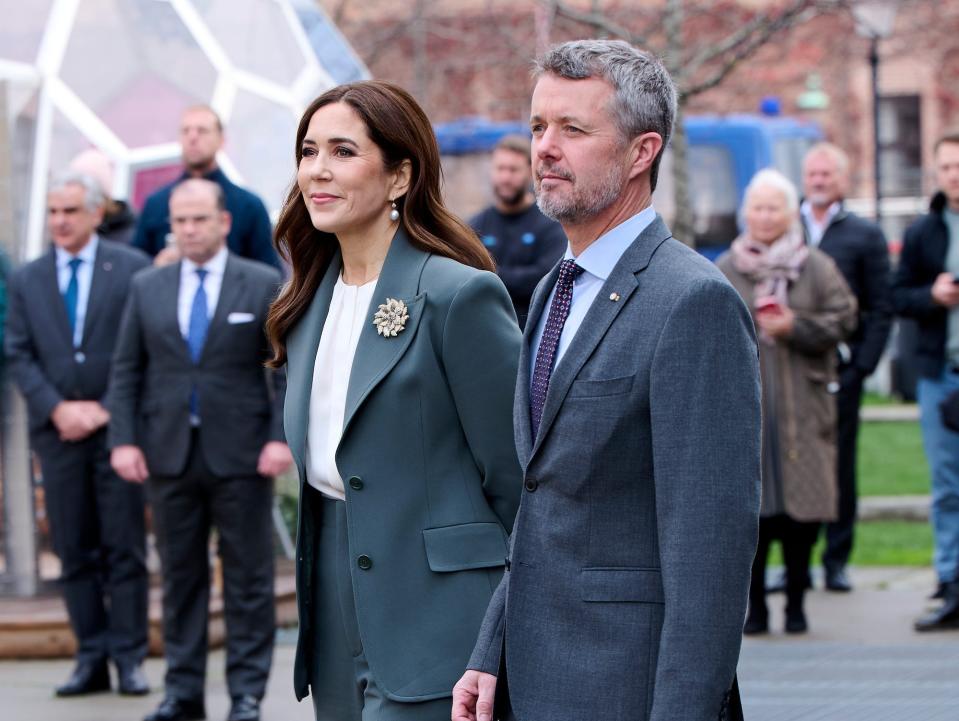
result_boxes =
[266,80,493,367]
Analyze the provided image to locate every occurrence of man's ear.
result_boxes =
[391,159,413,199]
[626,132,664,182]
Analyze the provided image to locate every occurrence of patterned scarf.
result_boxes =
[729,225,809,308]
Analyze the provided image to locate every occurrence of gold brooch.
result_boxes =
[372,298,409,337]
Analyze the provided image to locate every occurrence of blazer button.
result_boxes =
[524,478,538,492]
[74,352,86,364]
[348,476,363,491]
[357,555,373,571]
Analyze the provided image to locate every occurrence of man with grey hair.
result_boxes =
[5,171,151,697]
[799,142,891,593]
[453,39,760,721]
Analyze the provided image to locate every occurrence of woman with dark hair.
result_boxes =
[267,81,522,720]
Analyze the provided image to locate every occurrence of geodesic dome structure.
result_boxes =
[0,0,368,260]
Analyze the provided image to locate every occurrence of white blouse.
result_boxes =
[305,274,377,500]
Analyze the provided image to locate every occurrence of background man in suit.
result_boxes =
[5,171,151,697]
[453,40,761,721]
[132,106,280,270]
[109,179,292,721]
[799,142,892,593]
[470,134,566,328]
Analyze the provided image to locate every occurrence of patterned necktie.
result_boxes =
[530,259,584,438]
[62,257,82,334]
[187,268,209,420]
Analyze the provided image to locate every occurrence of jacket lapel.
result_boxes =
[81,242,112,347]
[39,249,73,346]
[341,229,428,437]
[529,216,672,460]
[285,250,342,476]
[200,254,245,361]
[514,262,560,469]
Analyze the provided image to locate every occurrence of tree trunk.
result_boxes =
[671,100,695,247]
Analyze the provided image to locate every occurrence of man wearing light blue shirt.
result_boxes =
[5,171,151,698]
[456,40,760,721]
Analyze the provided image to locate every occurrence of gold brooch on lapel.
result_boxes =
[373,298,409,337]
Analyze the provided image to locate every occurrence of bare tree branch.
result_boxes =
[546,0,646,46]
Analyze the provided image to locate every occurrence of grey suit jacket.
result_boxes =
[284,230,523,703]
[5,239,150,445]
[108,253,284,478]
[468,217,761,721]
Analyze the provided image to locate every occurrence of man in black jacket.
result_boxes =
[894,132,959,630]
[800,142,892,592]
[5,172,151,696]
[132,105,280,270]
[469,134,566,328]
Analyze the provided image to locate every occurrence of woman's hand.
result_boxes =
[756,304,795,338]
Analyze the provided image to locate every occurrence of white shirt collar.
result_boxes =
[800,200,841,227]
[181,245,229,279]
[55,234,99,267]
[563,206,657,281]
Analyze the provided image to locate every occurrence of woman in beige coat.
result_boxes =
[718,168,857,635]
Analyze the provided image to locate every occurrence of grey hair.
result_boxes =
[534,39,678,190]
[804,141,850,177]
[744,168,800,213]
[48,170,106,211]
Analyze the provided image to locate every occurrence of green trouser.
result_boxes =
[307,488,453,721]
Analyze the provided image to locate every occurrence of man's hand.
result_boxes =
[154,246,182,267]
[50,401,110,442]
[931,272,959,308]
[756,304,795,339]
[111,445,149,484]
[452,670,497,721]
[257,441,294,478]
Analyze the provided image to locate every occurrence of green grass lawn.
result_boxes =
[768,520,933,567]
[858,421,928,496]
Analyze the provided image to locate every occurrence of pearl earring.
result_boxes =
[389,200,400,222]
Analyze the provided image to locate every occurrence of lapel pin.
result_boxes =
[609,292,620,302]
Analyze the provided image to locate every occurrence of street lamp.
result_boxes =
[853,0,899,227]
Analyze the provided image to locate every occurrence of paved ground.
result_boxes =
[2,567,957,721]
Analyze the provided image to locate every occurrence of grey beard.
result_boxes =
[536,163,626,223]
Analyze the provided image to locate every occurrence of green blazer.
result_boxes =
[286,229,523,702]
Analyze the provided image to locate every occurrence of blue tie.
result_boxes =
[63,257,82,335]
[188,269,209,419]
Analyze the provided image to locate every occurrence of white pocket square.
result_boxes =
[227,312,255,324]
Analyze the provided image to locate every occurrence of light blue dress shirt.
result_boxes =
[55,235,99,348]
[530,206,656,381]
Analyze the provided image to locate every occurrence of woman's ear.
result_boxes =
[391,159,413,199]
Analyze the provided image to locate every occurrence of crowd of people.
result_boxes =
[2,35,958,721]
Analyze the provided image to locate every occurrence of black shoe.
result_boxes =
[227,695,260,721]
[117,663,149,695]
[915,583,959,632]
[743,611,768,635]
[785,607,808,634]
[825,566,853,593]
[54,661,111,696]
[930,582,947,600]
[144,696,206,721]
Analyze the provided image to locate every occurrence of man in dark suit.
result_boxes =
[109,179,292,721]
[132,105,280,270]
[5,171,151,697]
[454,40,760,721]
[799,142,892,593]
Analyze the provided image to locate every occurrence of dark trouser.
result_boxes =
[35,428,148,668]
[306,486,451,721]
[823,371,863,571]
[749,515,821,617]
[148,432,275,701]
